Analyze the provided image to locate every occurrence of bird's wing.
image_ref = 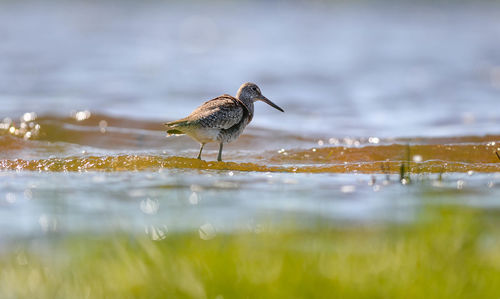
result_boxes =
[184,95,245,129]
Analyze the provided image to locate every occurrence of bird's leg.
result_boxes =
[197,143,205,160]
[217,143,223,162]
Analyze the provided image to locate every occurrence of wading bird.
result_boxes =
[165,82,284,161]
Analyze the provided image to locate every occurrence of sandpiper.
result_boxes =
[165,82,284,161]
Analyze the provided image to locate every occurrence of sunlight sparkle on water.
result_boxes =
[329,138,339,145]
[413,155,423,163]
[99,120,108,133]
[5,193,16,204]
[340,185,356,193]
[0,112,41,140]
[188,192,199,205]
[39,214,57,233]
[199,223,216,240]
[140,198,159,215]
[22,112,37,122]
[73,110,91,121]
[145,225,168,241]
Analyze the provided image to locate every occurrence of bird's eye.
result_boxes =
[252,87,257,91]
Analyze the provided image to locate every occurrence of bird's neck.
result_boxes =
[237,96,254,120]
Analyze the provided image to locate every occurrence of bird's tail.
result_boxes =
[166,129,184,135]
[164,119,188,135]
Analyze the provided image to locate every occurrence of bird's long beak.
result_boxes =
[257,96,284,112]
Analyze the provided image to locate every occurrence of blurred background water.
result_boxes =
[0,0,500,239]
[1,1,499,137]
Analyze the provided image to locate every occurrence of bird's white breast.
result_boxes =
[185,127,220,144]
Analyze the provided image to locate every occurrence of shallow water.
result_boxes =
[1,1,500,239]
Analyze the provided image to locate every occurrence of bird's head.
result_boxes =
[236,82,284,112]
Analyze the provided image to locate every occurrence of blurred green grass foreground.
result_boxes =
[1,207,500,299]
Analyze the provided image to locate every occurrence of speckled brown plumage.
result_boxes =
[165,83,284,162]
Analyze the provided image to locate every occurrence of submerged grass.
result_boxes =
[399,144,411,184]
[1,153,500,173]
[1,207,500,298]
